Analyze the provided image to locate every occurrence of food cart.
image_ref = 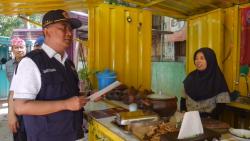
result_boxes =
[1,0,250,140]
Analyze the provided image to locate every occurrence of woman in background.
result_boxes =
[183,47,230,119]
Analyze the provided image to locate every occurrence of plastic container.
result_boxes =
[96,69,117,90]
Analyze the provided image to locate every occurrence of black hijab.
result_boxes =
[183,47,229,101]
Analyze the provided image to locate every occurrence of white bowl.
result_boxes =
[229,128,250,140]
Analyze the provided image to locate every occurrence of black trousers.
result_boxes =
[13,116,27,141]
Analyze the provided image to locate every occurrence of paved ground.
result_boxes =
[0,100,13,141]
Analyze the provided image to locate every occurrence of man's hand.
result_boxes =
[94,94,106,102]
[65,96,89,111]
[8,91,19,133]
[89,90,106,102]
[8,113,19,133]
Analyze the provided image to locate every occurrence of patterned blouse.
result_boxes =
[186,92,230,113]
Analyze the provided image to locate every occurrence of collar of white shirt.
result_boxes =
[41,43,68,65]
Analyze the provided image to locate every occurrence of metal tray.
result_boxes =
[115,110,159,125]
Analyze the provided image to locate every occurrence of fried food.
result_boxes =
[143,121,178,141]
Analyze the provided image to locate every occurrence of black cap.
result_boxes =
[42,9,82,29]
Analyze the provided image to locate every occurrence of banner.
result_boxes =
[240,7,250,66]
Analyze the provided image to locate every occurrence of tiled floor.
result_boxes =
[0,100,13,141]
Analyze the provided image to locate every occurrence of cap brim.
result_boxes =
[68,18,82,29]
[43,18,82,29]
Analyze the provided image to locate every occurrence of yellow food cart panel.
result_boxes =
[186,9,224,73]
[223,6,240,91]
[88,4,152,89]
[88,119,125,141]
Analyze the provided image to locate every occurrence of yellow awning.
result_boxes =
[0,0,102,15]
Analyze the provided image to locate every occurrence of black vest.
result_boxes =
[23,49,83,141]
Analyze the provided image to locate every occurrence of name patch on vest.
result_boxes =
[43,68,57,73]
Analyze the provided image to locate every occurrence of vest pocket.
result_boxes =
[42,72,64,84]
[23,116,47,137]
[41,73,70,100]
[46,111,74,135]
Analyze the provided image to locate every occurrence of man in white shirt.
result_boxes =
[6,37,26,83]
[7,37,27,141]
[13,9,88,141]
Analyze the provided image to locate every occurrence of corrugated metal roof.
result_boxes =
[0,0,102,15]
[123,0,249,19]
[0,0,249,18]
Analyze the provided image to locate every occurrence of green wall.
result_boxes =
[0,65,9,98]
[151,62,186,101]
